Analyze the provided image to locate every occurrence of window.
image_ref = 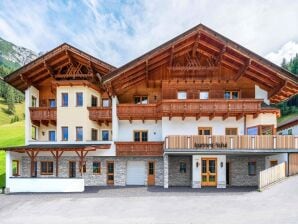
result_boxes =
[12,160,19,176]
[31,126,37,140]
[224,91,239,99]
[199,91,209,99]
[102,99,110,107]
[225,128,238,135]
[134,96,148,104]
[49,99,56,108]
[177,91,187,100]
[247,126,258,135]
[270,160,278,167]
[91,129,98,141]
[61,93,68,107]
[134,130,148,142]
[102,130,109,141]
[288,129,293,135]
[148,162,154,175]
[49,131,56,141]
[76,127,83,141]
[91,95,98,107]
[248,162,256,176]
[93,162,101,174]
[31,96,37,107]
[79,161,86,173]
[198,127,212,135]
[179,162,187,173]
[247,125,274,135]
[76,92,83,107]
[62,127,68,141]
[41,161,54,175]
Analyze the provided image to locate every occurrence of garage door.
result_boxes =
[126,161,146,185]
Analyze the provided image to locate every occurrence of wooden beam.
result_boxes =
[215,45,226,66]
[44,61,55,77]
[145,60,149,88]
[192,32,201,58]
[234,59,251,81]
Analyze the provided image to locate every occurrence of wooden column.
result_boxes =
[75,150,90,176]
[25,150,39,177]
[50,150,64,177]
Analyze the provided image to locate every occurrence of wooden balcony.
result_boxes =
[88,107,112,124]
[115,142,164,156]
[117,104,160,121]
[29,107,57,126]
[116,99,279,121]
[165,135,298,150]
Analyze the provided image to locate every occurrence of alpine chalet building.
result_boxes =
[3,24,298,192]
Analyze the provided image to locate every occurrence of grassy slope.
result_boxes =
[0,98,24,125]
[0,121,25,188]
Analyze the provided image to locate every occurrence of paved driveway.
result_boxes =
[0,176,298,224]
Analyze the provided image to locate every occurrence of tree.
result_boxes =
[281,58,287,69]
[6,87,15,115]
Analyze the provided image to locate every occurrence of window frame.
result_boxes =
[199,91,209,100]
[92,161,101,174]
[134,95,148,104]
[179,161,187,173]
[91,128,98,141]
[76,92,83,107]
[177,91,187,100]
[133,130,148,142]
[49,99,56,108]
[61,93,68,107]
[61,126,68,141]
[224,90,240,100]
[76,126,83,141]
[101,130,110,141]
[91,95,98,107]
[248,161,256,176]
[12,160,20,176]
[198,127,212,135]
[31,96,37,107]
[48,130,56,141]
[40,161,54,175]
[102,98,110,108]
[31,125,37,140]
[225,128,238,135]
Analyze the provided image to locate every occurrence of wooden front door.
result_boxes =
[201,158,217,187]
[147,161,155,186]
[107,161,114,185]
[69,161,76,178]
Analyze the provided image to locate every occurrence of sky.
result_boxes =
[0,0,298,67]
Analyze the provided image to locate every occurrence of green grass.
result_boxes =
[0,121,25,188]
[0,98,24,125]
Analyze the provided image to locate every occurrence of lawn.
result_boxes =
[0,121,25,188]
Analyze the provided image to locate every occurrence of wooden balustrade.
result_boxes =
[115,142,164,156]
[29,107,56,125]
[115,99,277,121]
[165,135,298,150]
[87,107,112,123]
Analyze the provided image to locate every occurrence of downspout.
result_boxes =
[244,115,247,135]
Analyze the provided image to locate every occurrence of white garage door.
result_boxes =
[126,161,146,185]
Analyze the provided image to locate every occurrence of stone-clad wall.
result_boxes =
[21,156,164,186]
[168,156,192,186]
[227,156,265,186]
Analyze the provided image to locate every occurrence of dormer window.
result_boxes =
[177,91,187,100]
[224,91,239,99]
[134,96,148,104]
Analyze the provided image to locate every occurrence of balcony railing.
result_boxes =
[29,107,57,123]
[116,99,279,121]
[117,104,159,120]
[165,135,298,150]
[88,107,112,123]
[115,142,164,156]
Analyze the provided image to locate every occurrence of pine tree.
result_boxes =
[281,58,287,69]
[6,87,15,115]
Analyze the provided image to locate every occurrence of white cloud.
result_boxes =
[266,41,298,66]
[0,0,298,67]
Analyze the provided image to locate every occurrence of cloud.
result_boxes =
[0,0,298,67]
[266,41,298,66]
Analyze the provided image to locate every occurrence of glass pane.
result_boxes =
[91,96,97,107]
[141,96,148,104]
[142,132,148,141]
[62,93,68,106]
[62,127,68,141]
[76,93,83,106]
[108,163,114,173]
[49,131,55,141]
[261,126,273,135]
[224,92,231,99]
[202,160,207,173]
[48,162,53,173]
[204,130,211,135]
[108,175,114,181]
[177,91,187,100]
[102,131,109,141]
[199,91,209,99]
[209,160,216,173]
[149,163,154,175]
[31,126,36,139]
[102,99,110,107]
[134,132,140,141]
[209,175,216,182]
[76,127,83,141]
[31,96,37,107]
[202,175,207,182]
[247,127,258,135]
[232,91,239,99]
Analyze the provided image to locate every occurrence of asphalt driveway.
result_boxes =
[0,176,297,224]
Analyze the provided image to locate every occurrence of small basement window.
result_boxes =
[248,162,256,176]
[179,162,187,173]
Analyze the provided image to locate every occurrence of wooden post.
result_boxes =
[26,150,39,177]
[50,150,64,177]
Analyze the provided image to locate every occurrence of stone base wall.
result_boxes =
[227,156,265,186]
[21,156,163,186]
[169,156,192,186]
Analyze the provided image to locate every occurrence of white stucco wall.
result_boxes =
[192,155,226,188]
[162,117,245,139]
[246,113,277,129]
[25,86,39,144]
[265,153,288,169]
[118,120,162,141]
[255,85,269,105]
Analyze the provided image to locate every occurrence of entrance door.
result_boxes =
[201,158,217,187]
[31,161,37,177]
[69,161,76,178]
[148,161,155,186]
[107,161,114,185]
[226,162,230,185]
